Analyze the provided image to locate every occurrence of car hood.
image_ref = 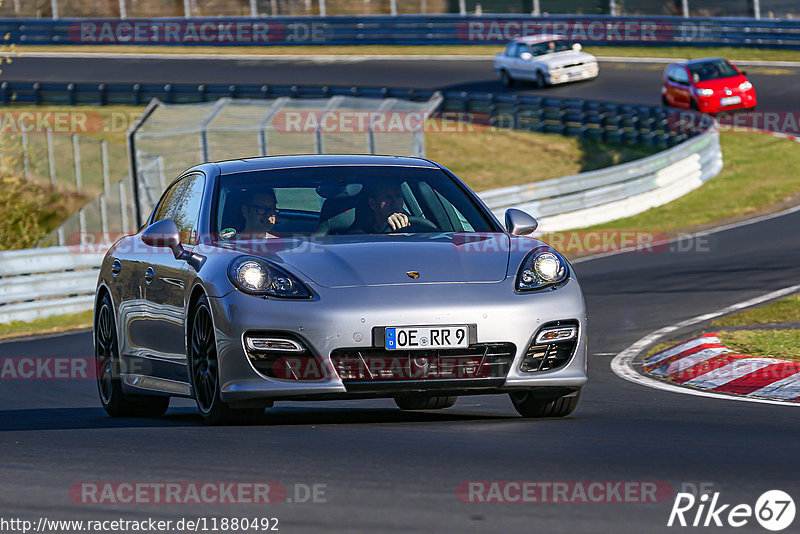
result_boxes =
[537,51,596,68]
[694,75,748,92]
[225,234,524,288]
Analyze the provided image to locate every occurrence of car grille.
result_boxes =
[330,343,516,383]
[555,62,585,70]
[520,322,579,373]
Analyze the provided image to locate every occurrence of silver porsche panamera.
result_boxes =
[94,155,587,425]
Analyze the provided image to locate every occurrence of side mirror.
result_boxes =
[142,219,184,258]
[520,51,533,61]
[142,219,206,270]
[572,43,582,52]
[740,70,748,76]
[505,208,538,236]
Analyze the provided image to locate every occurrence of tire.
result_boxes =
[509,390,580,418]
[394,395,458,410]
[95,294,169,418]
[189,295,263,425]
[536,71,547,89]
[500,70,514,88]
[661,95,670,107]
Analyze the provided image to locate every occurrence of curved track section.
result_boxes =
[2,204,800,533]
[3,54,800,533]
[2,56,800,111]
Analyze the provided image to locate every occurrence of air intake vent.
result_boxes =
[520,321,578,373]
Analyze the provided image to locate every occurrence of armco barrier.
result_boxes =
[0,247,103,323]
[481,128,721,231]
[1,15,800,48]
[0,85,719,323]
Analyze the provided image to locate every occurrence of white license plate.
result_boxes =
[721,96,741,106]
[385,326,469,350]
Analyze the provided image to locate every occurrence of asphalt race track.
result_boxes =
[3,209,800,533]
[2,54,800,533]
[3,55,800,111]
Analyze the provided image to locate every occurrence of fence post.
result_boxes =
[119,181,129,234]
[532,0,540,16]
[183,0,191,17]
[682,0,689,17]
[390,0,397,15]
[72,134,83,190]
[249,0,257,16]
[46,128,56,186]
[609,0,616,16]
[119,0,127,18]
[753,0,761,18]
[458,0,466,15]
[21,130,30,180]
[51,0,59,19]
[319,0,326,16]
[100,140,110,242]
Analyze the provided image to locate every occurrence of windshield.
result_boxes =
[214,165,500,239]
[532,40,572,56]
[688,59,740,82]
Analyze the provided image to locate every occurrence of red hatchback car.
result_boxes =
[662,57,757,113]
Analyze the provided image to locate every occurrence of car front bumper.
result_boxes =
[208,277,588,403]
[548,66,599,85]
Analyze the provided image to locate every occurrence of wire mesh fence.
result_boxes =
[37,93,442,247]
[0,0,795,18]
[0,129,127,197]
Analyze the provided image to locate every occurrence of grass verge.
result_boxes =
[712,295,800,326]
[717,329,800,362]
[0,310,93,341]
[15,44,800,62]
[582,131,800,234]
[426,126,657,191]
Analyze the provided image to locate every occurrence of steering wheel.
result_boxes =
[381,215,437,233]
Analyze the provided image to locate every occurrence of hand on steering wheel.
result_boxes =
[381,215,437,233]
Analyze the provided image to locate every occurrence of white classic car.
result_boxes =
[494,34,599,88]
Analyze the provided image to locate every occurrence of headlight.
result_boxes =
[697,88,714,97]
[516,250,568,291]
[739,81,753,91]
[228,256,311,298]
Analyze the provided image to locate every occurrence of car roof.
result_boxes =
[210,154,440,175]
[513,34,565,44]
[678,57,728,66]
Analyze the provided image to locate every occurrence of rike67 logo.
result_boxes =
[668,490,795,531]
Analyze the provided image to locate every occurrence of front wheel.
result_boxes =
[95,294,169,418]
[500,70,514,88]
[395,395,457,410]
[509,390,580,418]
[536,71,547,88]
[189,296,263,425]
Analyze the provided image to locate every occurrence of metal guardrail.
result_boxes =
[0,247,102,323]
[1,15,800,48]
[480,129,722,231]
[0,84,719,324]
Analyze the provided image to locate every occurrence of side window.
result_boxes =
[671,67,689,84]
[172,174,205,245]
[515,44,530,58]
[152,179,189,223]
[505,43,515,56]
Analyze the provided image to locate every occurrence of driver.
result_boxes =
[240,189,279,238]
[364,182,411,233]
